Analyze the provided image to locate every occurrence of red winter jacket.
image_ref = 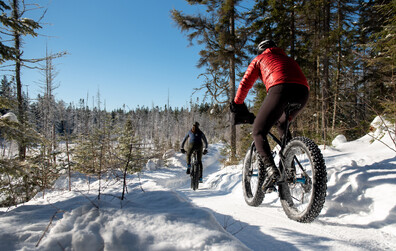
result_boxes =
[234,47,309,104]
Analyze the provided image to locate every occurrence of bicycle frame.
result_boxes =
[191,150,198,167]
[266,103,308,185]
[242,102,327,222]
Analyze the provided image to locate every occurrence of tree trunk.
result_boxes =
[290,3,295,59]
[322,0,331,144]
[66,137,71,191]
[12,0,26,159]
[393,61,395,142]
[229,4,236,160]
[332,0,342,133]
[316,55,320,134]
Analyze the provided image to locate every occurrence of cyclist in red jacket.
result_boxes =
[231,40,309,192]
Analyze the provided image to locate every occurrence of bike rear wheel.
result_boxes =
[279,137,327,223]
[242,143,265,206]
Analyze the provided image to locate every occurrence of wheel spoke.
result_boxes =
[279,137,327,222]
[287,148,313,212]
[291,195,300,202]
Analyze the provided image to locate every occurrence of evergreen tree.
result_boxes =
[117,119,144,199]
[0,75,16,113]
[0,76,14,99]
[171,0,249,159]
[369,1,396,119]
[8,0,41,159]
[246,1,372,142]
[330,0,360,134]
[3,1,65,159]
[0,0,39,63]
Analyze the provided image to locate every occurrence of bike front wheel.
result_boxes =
[242,143,265,206]
[191,163,199,190]
[279,137,327,223]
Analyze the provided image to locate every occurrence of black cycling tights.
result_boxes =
[253,83,309,161]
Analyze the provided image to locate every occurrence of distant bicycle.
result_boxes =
[190,150,200,190]
[190,149,207,190]
[242,103,327,223]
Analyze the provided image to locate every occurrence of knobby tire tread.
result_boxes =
[242,146,265,206]
[191,162,199,191]
[280,137,327,223]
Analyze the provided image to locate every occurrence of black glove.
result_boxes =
[181,149,186,154]
[230,101,245,113]
[203,149,208,155]
[230,101,255,125]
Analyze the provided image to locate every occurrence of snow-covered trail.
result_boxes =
[1,119,395,250]
[153,140,396,251]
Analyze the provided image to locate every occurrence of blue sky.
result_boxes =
[21,0,209,111]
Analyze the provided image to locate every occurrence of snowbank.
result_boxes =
[38,189,248,251]
[0,169,248,251]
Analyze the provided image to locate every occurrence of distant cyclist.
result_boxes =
[181,122,208,182]
[231,40,309,191]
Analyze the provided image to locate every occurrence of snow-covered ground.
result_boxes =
[1,118,395,251]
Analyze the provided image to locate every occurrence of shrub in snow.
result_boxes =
[332,135,347,147]
[145,159,162,170]
[368,116,396,151]
[0,112,18,122]
[162,149,175,159]
[369,116,394,139]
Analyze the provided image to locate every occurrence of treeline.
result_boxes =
[0,76,229,206]
[1,69,232,201]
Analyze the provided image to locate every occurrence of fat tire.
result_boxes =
[242,143,265,206]
[191,162,199,190]
[279,137,327,223]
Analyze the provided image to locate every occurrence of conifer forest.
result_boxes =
[0,0,395,206]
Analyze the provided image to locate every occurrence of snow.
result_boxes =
[0,112,18,122]
[1,118,396,251]
[331,134,347,147]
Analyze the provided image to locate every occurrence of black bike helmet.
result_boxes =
[193,122,200,127]
[257,40,276,54]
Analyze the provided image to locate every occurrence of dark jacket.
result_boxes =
[181,129,208,149]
